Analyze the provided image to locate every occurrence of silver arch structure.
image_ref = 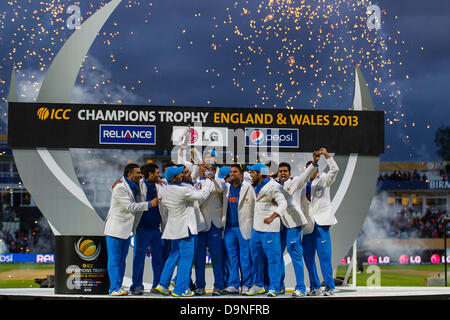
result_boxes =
[9,0,122,236]
[8,0,379,288]
[330,66,379,270]
[280,67,379,289]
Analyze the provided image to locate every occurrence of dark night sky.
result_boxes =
[0,0,449,162]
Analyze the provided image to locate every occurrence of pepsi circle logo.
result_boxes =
[250,130,264,145]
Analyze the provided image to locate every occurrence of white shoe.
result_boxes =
[195,288,206,296]
[306,288,323,296]
[323,286,335,296]
[109,288,128,296]
[266,290,277,297]
[155,284,170,296]
[240,286,249,295]
[172,289,195,297]
[223,286,239,294]
[292,290,305,297]
[245,285,266,296]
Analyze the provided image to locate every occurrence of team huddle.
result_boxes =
[104,146,339,298]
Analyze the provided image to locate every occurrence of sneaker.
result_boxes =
[306,288,322,296]
[155,284,171,296]
[150,287,158,294]
[266,290,277,297]
[245,285,266,296]
[195,288,206,296]
[109,288,128,296]
[172,289,195,297]
[292,290,305,297]
[212,288,224,296]
[278,287,286,295]
[240,286,249,295]
[223,286,239,294]
[323,286,335,296]
[130,286,144,295]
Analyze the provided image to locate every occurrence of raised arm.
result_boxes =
[177,146,200,181]
[213,169,228,194]
[284,151,321,195]
[319,148,339,187]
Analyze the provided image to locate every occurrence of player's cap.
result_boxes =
[164,165,184,181]
[208,150,216,157]
[247,163,269,175]
[218,166,231,179]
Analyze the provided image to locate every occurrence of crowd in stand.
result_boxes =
[378,170,428,182]
[385,208,447,239]
[0,204,54,254]
[378,164,450,183]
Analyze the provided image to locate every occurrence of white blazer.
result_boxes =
[281,164,317,228]
[252,178,287,233]
[213,175,255,240]
[160,180,212,240]
[104,178,150,240]
[198,178,224,231]
[302,157,339,234]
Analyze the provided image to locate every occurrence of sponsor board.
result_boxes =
[172,126,228,146]
[8,102,385,155]
[245,128,299,148]
[55,236,109,294]
[0,253,55,263]
[99,124,156,145]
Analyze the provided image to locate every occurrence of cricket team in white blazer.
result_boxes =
[104,146,339,297]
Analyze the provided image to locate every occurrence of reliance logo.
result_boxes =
[100,125,156,145]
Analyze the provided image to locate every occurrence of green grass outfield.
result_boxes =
[0,264,55,288]
[0,263,447,288]
[335,264,448,287]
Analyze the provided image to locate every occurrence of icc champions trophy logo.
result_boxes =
[74,237,102,261]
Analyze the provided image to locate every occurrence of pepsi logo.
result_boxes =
[245,128,299,148]
[250,130,265,145]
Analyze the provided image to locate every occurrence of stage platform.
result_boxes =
[0,286,449,300]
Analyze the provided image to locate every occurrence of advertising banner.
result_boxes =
[8,102,384,155]
[54,235,109,294]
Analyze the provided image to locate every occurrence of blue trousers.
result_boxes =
[302,224,335,290]
[131,229,169,291]
[194,224,225,290]
[250,229,281,292]
[223,226,252,289]
[159,233,197,296]
[105,235,130,294]
[280,226,306,293]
